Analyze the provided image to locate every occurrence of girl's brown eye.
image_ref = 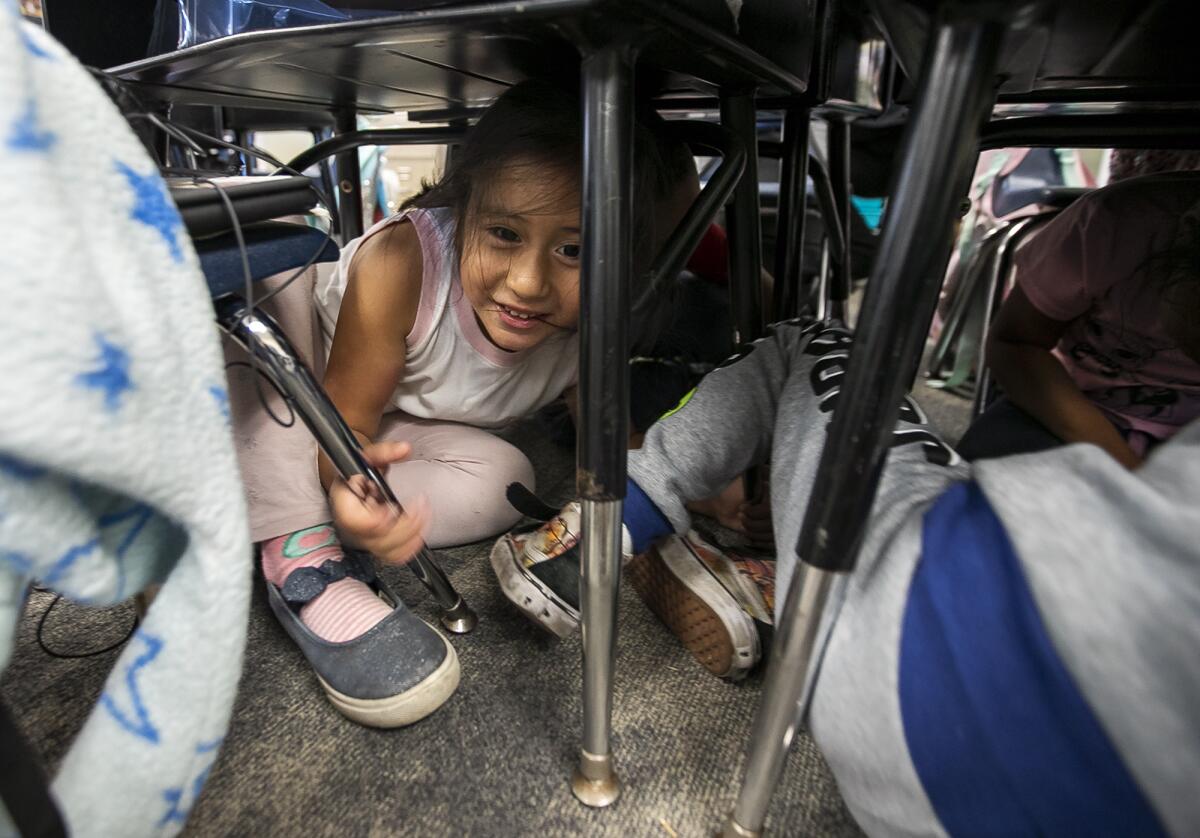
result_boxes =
[489,226,520,243]
[558,243,581,260]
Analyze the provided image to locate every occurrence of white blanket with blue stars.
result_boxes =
[0,10,251,837]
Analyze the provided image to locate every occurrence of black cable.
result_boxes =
[147,119,340,305]
[252,223,336,308]
[193,176,294,430]
[156,163,336,306]
[223,361,296,428]
[35,594,139,660]
[192,173,334,426]
[124,112,207,159]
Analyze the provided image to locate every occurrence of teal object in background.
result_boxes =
[851,195,885,231]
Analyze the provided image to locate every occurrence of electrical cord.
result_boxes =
[193,175,308,430]
[32,590,139,660]
[223,361,296,428]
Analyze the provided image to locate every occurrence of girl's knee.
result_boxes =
[481,438,535,492]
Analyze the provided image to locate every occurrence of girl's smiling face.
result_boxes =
[459,162,582,353]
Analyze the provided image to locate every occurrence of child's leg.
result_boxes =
[225,272,459,728]
[225,270,389,642]
[374,413,534,548]
[628,319,816,536]
[956,396,1063,461]
[631,318,964,619]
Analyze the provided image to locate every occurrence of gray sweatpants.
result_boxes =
[628,318,1200,836]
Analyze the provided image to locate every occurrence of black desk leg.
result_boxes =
[827,115,852,322]
[773,107,811,321]
[572,42,636,809]
[721,90,765,345]
[335,107,363,243]
[721,13,1004,837]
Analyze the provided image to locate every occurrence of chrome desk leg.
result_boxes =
[571,42,636,808]
[215,297,477,635]
[722,12,1004,836]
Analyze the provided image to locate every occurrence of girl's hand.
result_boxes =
[328,441,430,565]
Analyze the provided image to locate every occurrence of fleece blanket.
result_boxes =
[0,8,251,836]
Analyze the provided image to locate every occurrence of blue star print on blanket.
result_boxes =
[76,333,134,412]
[117,160,184,262]
[7,97,56,152]
[99,630,163,744]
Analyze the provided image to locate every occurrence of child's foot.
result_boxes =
[489,486,633,637]
[626,531,772,680]
[487,485,772,683]
[261,524,459,727]
[261,525,393,641]
[489,501,586,637]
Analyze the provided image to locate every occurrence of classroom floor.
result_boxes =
[1,379,969,837]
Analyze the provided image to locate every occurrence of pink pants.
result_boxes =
[224,270,533,547]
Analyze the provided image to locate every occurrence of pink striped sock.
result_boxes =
[260,524,392,643]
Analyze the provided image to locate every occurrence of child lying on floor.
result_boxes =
[492,317,1200,835]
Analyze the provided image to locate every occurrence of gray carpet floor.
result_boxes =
[1,385,970,837]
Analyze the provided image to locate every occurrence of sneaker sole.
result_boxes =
[626,538,759,680]
[317,631,460,728]
[489,535,580,638]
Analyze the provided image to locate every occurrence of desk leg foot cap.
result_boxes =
[571,751,620,808]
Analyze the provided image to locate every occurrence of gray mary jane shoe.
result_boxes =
[266,550,460,728]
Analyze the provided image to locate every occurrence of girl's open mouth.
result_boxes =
[497,304,546,330]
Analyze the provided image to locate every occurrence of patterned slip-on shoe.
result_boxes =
[724,551,776,622]
[626,532,762,680]
[266,551,459,728]
[489,500,583,638]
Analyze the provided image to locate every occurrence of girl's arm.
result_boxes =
[318,221,423,491]
[986,284,1142,468]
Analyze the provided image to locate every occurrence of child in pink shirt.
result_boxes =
[960,170,1200,466]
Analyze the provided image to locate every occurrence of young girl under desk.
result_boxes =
[226,80,685,728]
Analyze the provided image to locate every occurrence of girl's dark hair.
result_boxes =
[402,78,687,287]
[404,81,580,239]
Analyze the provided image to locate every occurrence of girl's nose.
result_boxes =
[505,248,552,301]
